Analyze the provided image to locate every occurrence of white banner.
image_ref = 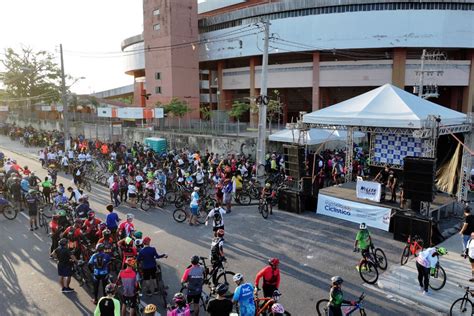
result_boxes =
[41,105,52,112]
[117,108,144,119]
[356,179,382,202]
[98,107,112,117]
[0,105,8,112]
[154,107,164,118]
[317,194,391,231]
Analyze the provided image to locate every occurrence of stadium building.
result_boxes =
[121,0,474,124]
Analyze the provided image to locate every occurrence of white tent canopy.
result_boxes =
[269,128,364,145]
[303,84,467,129]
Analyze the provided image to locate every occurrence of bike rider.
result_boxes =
[118,213,135,239]
[181,255,204,316]
[118,257,139,316]
[206,202,226,237]
[327,276,355,316]
[137,236,168,297]
[61,218,84,259]
[83,210,102,244]
[255,258,281,298]
[97,229,115,257]
[416,247,447,295]
[353,223,372,271]
[49,210,69,258]
[232,273,256,316]
[144,304,158,316]
[261,183,275,215]
[210,229,226,283]
[206,283,233,316]
[271,303,288,316]
[118,236,137,268]
[167,293,191,316]
[52,238,77,293]
[75,197,91,220]
[88,243,111,304]
[94,283,120,316]
[189,186,200,226]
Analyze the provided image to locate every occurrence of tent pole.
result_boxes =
[345,127,354,182]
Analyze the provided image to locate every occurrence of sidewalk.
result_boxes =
[375,234,471,315]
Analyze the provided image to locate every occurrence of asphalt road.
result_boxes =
[0,136,439,316]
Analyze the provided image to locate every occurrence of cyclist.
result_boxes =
[52,238,77,293]
[255,258,281,298]
[206,202,226,237]
[260,183,275,215]
[49,210,69,258]
[118,236,138,268]
[88,243,111,304]
[167,293,191,316]
[118,213,135,239]
[138,236,168,297]
[181,255,204,316]
[144,304,158,316]
[206,283,233,316]
[117,257,139,316]
[271,303,288,316]
[327,276,355,316]
[232,273,255,316]
[415,247,447,295]
[94,283,120,316]
[25,189,40,231]
[353,223,372,270]
[189,186,200,226]
[75,197,91,220]
[98,229,115,256]
[84,210,102,245]
[210,229,226,278]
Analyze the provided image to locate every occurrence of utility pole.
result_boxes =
[256,20,270,184]
[59,44,70,151]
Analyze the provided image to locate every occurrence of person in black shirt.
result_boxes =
[52,238,77,293]
[460,208,474,254]
[206,283,233,316]
[374,166,390,201]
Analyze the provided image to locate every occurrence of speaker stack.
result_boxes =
[283,144,305,181]
[403,156,436,203]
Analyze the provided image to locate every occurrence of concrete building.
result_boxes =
[122,0,474,124]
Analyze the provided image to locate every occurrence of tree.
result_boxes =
[0,47,63,106]
[228,100,249,136]
[200,105,212,121]
[267,90,283,133]
[163,98,191,129]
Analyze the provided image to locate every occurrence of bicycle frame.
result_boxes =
[255,296,275,315]
[341,302,363,315]
[407,235,423,255]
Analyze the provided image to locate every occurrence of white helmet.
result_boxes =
[134,239,143,247]
[126,213,134,220]
[233,273,243,282]
[359,223,367,230]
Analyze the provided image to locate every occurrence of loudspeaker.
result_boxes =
[403,157,436,202]
[284,145,305,178]
[392,211,432,244]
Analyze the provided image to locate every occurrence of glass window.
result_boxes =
[155,72,161,80]
[153,9,160,16]
[155,87,162,94]
[153,23,161,31]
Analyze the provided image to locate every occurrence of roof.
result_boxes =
[269,128,364,145]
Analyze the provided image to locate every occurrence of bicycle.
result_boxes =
[356,245,387,284]
[180,283,210,313]
[0,197,18,220]
[254,289,291,315]
[140,194,166,211]
[258,198,270,219]
[450,284,474,316]
[173,203,209,225]
[400,235,424,265]
[38,208,49,234]
[316,293,366,316]
[77,178,92,192]
[429,262,447,291]
[234,190,252,205]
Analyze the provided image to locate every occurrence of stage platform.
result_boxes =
[319,182,455,220]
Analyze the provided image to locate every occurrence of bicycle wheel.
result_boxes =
[173,209,187,223]
[375,248,388,270]
[315,299,329,316]
[165,191,177,203]
[400,246,410,265]
[43,216,49,234]
[42,203,54,218]
[429,265,447,291]
[261,203,269,219]
[140,200,152,212]
[2,205,18,220]
[85,181,92,192]
[359,260,379,284]
[238,193,251,205]
[175,197,185,209]
[197,209,208,225]
[216,271,236,293]
[450,297,473,316]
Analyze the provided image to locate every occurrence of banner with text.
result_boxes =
[317,194,391,231]
[356,180,382,202]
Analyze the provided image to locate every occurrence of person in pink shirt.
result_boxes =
[118,213,135,239]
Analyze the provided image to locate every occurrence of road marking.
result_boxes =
[20,212,30,220]
[19,212,45,241]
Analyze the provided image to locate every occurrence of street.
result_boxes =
[0,136,437,316]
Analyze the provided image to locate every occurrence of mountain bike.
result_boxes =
[357,245,387,284]
[38,208,49,234]
[258,198,270,219]
[429,262,447,291]
[255,289,291,315]
[316,293,366,316]
[0,197,18,220]
[400,235,424,265]
[234,190,252,205]
[173,203,209,225]
[140,194,167,211]
[450,284,474,316]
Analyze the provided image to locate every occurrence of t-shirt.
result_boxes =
[190,192,199,207]
[206,298,233,316]
[119,268,137,297]
[207,208,225,227]
[55,246,72,266]
[356,229,371,250]
[232,283,255,316]
[94,296,121,316]
[138,246,163,270]
[88,253,111,276]
[106,212,120,229]
[464,215,474,236]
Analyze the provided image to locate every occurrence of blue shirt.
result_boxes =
[20,179,30,193]
[88,252,110,276]
[106,212,119,229]
[137,246,164,270]
[233,283,255,316]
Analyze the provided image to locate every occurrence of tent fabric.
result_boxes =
[303,84,467,129]
[268,128,364,145]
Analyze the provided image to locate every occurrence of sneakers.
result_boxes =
[146,291,152,297]
[469,278,474,282]
[61,287,74,293]
[30,227,34,231]
[153,289,159,295]
[34,226,39,230]
[422,291,430,296]
[355,265,368,272]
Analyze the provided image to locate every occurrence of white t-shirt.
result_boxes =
[68,150,74,159]
[190,191,199,207]
[39,151,45,160]
[207,207,225,227]
[86,153,92,162]
[107,175,115,187]
[61,156,69,166]
[78,153,86,162]
[135,175,144,183]
[127,184,137,195]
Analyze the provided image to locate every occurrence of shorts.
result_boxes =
[361,248,370,258]
[122,295,138,308]
[190,205,199,215]
[223,193,232,204]
[128,193,136,198]
[28,206,38,217]
[186,293,201,304]
[213,225,224,232]
[142,267,157,280]
[58,264,73,277]
[469,257,474,264]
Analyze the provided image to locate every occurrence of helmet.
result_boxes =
[271,303,285,314]
[233,273,244,282]
[437,247,448,256]
[215,283,229,295]
[134,239,143,247]
[87,210,95,218]
[57,209,66,217]
[125,237,133,245]
[99,223,106,230]
[125,257,136,267]
[265,183,271,188]
[28,189,36,194]
[133,231,143,239]
[331,276,343,285]
[96,243,105,251]
[359,222,367,230]
[59,238,68,246]
[126,213,134,220]
[103,229,111,237]
[268,258,280,267]
[216,229,225,237]
[143,237,151,245]
[105,283,117,295]
[144,304,157,314]
[173,292,185,304]
[191,255,200,265]
[194,186,200,191]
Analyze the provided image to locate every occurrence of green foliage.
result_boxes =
[163,98,190,118]
[112,96,132,104]
[0,47,63,104]
[228,100,250,120]
[200,106,212,120]
[267,90,282,123]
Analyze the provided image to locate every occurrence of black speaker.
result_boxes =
[403,157,436,202]
[392,211,432,244]
[284,145,305,178]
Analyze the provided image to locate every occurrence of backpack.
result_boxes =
[213,210,222,226]
[211,237,223,260]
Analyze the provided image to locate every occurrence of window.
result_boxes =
[153,9,160,16]
[153,23,161,31]
[155,72,161,80]
[155,86,162,94]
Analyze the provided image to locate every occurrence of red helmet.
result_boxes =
[87,210,95,219]
[216,229,225,237]
[143,237,151,245]
[268,258,280,267]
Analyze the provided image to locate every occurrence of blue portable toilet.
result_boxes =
[144,137,167,154]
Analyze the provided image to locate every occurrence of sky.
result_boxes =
[0,0,143,95]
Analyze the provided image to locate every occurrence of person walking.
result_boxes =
[255,258,281,298]
[94,283,121,316]
[232,273,255,316]
[465,232,474,282]
[189,187,200,226]
[51,238,76,293]
[25,189,39,231]
[88,243,111,304]
[137,237,168,296]
[460,207,474,255]
[415,247,447,295]
[181,255,204,316]
[205,202,226,237]
[206,283,233,316]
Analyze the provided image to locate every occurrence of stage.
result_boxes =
[318,182,455,221]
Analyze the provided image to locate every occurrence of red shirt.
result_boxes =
[84,218,102,234]
[255,266,280,288]
[118,221,135,237]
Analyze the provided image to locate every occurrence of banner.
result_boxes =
[373,133,422,166]
[41,105,52,112]
[317,194,391,231]
[117,108,144,119]
[356,179,382,202]
[154,107,164,118]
